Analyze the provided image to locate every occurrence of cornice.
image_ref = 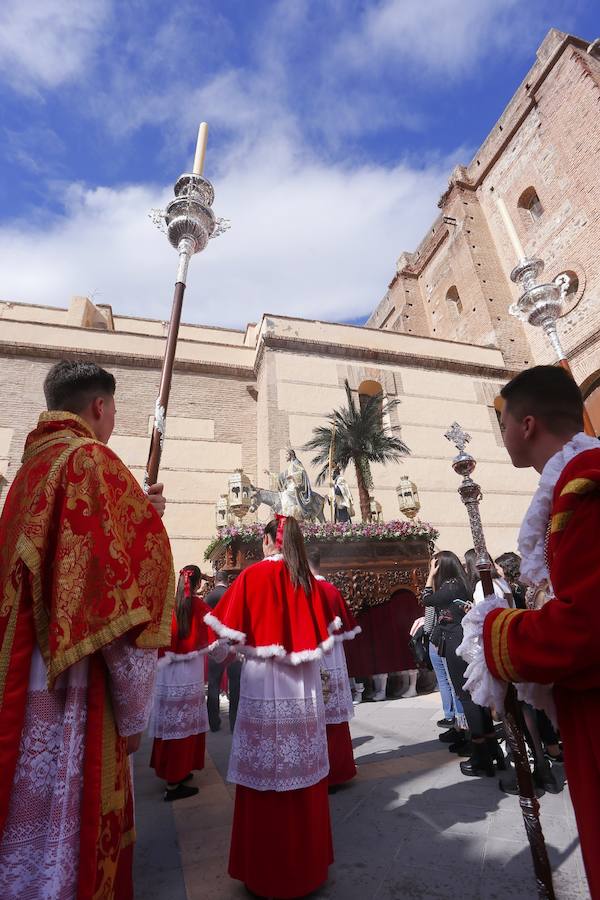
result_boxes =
[0,340,255,380]
[255,333,516,381]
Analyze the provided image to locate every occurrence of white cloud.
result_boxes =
[0,137,455,327]
[333,0,535,79]
[0,0,109,93]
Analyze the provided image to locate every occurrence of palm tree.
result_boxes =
[303,380,410,521]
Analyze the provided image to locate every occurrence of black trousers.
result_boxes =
[207,656,242,732]
[443,626,494,738]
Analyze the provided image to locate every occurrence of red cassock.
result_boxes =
[150,598,214,784]
[483,448,600,898]
[317,578,360,786]
[206,555,338,898]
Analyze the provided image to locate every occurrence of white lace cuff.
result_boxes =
[456,594,509,714]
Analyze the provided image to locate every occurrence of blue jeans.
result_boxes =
[429,641,456,721]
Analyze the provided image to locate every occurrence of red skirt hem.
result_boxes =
[327,721,357,785]
[229,779,333,898]
[150,733,206,783]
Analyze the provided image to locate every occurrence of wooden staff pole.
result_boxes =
[145,279,186,487]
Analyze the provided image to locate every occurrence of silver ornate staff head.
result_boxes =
[149,174,230,284]
[444,422,489,572]
[508,257,568,362]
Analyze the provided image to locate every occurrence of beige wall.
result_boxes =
[257,349,538,559]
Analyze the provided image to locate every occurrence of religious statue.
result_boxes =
[249,448,326,522]
[332,467,355,523]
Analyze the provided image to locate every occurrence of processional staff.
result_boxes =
[145,123,229,488]
[444,422,556,900]
[496,197,594,436]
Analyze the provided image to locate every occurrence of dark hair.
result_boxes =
[43,360,116,413]
[500,365,584,435]
[264,517,312,596]
[305,545,321,569]
[464,548,499,591]
[433,550,472,599]
[495,551,521,584]
[215,570,229,586]
[175,565,202,639]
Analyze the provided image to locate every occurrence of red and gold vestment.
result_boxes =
[0,412,174,899]
[483,447,600,898]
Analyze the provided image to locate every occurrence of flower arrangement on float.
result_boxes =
[204,519,439,560]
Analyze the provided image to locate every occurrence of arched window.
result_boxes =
[518,187,543,221]
[554,270,579,299]
[446,285,463,317]
[358,379,383,426]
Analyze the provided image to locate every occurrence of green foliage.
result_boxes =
[302,380,410,484]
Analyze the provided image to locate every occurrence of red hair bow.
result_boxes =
[181,567,195,598]
[275,514,287,549]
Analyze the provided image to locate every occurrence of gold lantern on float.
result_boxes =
[215,493,230,528]
[228,468,252,519]
[396,475,421,519]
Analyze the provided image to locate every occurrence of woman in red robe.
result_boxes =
[150,565,218,801]
[205,516,339,899]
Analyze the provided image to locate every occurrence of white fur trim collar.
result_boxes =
[263,553,283,562]
[518,432,598,587]
[334,625,362,642]
[203,611,337,665]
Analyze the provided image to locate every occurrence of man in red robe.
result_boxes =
[480,366,600,897]
[0,360,174,899]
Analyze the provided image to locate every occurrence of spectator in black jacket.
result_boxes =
[205,571,242,732]
[423,551,506,778]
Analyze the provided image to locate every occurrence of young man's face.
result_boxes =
[500,404,532,468]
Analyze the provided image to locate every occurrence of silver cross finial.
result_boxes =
[444,422,471,453]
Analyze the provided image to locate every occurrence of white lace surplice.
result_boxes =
[321,641,354,725]
[229,657,328,792]
[149,652,209,740]
[0,640,157,900]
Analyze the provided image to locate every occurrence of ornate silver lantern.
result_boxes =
[396,475,421,519]
[228,468,252,519]
[215,493,231,528]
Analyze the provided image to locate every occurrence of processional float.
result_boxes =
[145,123,229,488]
[445,423,555,899]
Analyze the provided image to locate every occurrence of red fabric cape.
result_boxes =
[315,577,361,641]
[163,596,218,658]
[205,557,340,664]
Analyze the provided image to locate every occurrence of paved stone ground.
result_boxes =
[134,691,589,899]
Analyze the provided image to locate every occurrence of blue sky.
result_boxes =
[0,0,596,328]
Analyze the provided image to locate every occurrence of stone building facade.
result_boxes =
[368,29,600,432]
[0,299,536,571]
[0,29,598,572]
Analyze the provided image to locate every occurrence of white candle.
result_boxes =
[496,196,525,261]
[192,122,209,175]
